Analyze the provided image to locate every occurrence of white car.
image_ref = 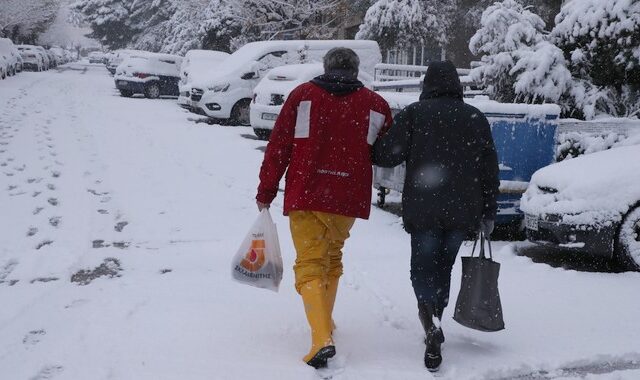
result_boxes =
[88,51,105,64]
[19,50,43,71]
[106,49,149,74]
[0,38,21,76]
[17,45,49,70]
[114,53,183,98]
[177,50,229,110]
[193,40,381,125]
[0,55,7,79]
[521,141,640,270]
[250,63,373,140]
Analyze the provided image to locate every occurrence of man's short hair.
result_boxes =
[323,47,360,78]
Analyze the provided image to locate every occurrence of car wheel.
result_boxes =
[615,205,640,271]
[144,83,161,99]
[119,90,133,97]
[230,99,252,126]
[253,128,271,141]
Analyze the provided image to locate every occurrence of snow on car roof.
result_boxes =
[266,63,324,81]
[117,54,182,77]
[521,142,640,225]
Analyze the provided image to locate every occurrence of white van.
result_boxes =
[192,40,381,125]
[250,63,373,140]
[177,50,229,110]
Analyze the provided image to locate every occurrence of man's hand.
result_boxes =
[257,201,270,211]
[480,219,495,236]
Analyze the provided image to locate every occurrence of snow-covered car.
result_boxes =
[88,51,105,64]
[250,63,373,140]
[17,45,49,70]
[521,142,640,270]
[193,40,381,125]
[0,38,21,76]
[0,55,7,79]
[177,49,229,110]
[49,47,67,65]
[19,51,44,71]
[106,49,149,75]
[114,53,183,98]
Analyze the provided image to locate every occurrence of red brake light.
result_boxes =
[134,72,149,78]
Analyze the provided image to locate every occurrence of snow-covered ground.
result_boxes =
[1,62,639,380]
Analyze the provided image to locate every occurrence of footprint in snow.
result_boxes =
[51,171,60,178]
[23,329,46,345]
[33,207,44,214]
[27,227,38,237]
[35,240,53,250]
[47,198,58,206]
[97,209,109,214]
[30,365,64,380]
[7,184,18,191]
[47,183,56,191]
[49,217,61,227]
[114,221,128,232]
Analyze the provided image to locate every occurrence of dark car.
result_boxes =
[521,143,640,271]
[114,54,183,98]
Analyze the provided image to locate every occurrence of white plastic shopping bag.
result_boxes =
[231,209,283,292]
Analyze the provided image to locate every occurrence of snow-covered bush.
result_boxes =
[356,0,455,51]
[556,131,626,161]
[469,0,572,104]
[552,0,640,119]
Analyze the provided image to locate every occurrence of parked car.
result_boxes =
[106,49,149,74]
[0,38,22,76]
[17,45,49,70]
[521,141,640,270]
[177,49,229,110]
[88,51,105,64]
[192,40,381,125]
[49,47,67,65]
[114,53,183,98]
[250,63,373,140]
[19,51,44,71]
[0,55,7,79]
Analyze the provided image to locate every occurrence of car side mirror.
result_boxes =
[241,72,257,80]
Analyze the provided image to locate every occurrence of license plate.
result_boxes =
[117,80,127,86]
[262,113,278,121]
[525,214,539,231]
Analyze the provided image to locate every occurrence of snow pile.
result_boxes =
[521,144,640,226]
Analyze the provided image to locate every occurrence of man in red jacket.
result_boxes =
[256,47,392,369]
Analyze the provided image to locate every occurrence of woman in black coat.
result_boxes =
[373,61,500,372]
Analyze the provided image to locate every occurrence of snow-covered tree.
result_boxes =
[0,0,60,42]
[469,0,571,105]
[552,0,640,119]
[355,0,455,52]
[73,0,174,49]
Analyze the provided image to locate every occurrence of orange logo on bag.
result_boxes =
[240,239,266,272]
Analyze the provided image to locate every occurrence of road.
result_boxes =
[0,62,639,380]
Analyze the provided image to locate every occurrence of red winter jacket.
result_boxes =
[256,77,392,219]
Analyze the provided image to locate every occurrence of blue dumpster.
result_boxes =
[374,93,560,225]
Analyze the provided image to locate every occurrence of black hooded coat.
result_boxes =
[373,61,500,233]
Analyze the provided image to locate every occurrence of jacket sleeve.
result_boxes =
[478,115,500,221]
[372,105,412,168]
[256,88,298,204]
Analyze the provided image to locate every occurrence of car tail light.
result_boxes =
[134,72,149,78]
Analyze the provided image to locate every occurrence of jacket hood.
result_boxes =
[420,61,463,101]
[311,70,364,96]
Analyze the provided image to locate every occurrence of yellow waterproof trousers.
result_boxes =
[289,211,356,293]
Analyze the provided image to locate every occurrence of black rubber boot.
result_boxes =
[418,303,445,372]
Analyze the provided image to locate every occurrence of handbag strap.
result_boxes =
[470,232,493,260]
